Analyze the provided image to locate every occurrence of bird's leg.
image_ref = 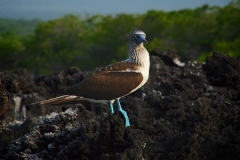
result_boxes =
[109,101,114,114]
[116,99,130,127]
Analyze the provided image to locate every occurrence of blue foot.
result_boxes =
[109,102,114,114]
[116,99,130,127]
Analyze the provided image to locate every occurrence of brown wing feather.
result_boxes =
[64,63,143,100]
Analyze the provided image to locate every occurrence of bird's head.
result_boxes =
[130,30,148,47]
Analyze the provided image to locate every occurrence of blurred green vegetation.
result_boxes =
[0,18,41,36]
[0,0,239,75]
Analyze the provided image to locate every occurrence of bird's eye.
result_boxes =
[134,35,138,38]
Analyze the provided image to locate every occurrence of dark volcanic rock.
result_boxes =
[203,52,240,100]
[1,50,240,160]
[4,105,146,160]
[0,89,8,116]
[203,52,240,89]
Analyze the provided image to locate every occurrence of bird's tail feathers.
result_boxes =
[40,95,80,105]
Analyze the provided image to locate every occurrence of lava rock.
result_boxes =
[1,50,240,159]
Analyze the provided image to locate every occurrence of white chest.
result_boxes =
[129,53,150,93]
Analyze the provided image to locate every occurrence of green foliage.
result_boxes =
[197,0,240,61]
[0,0,239,74]
[0,32,25,70]
[0,18,41,36]
[24,15,89,74]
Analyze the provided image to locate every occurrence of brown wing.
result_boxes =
[64,62,143,100]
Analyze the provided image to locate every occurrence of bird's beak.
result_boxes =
[139,34,148,44]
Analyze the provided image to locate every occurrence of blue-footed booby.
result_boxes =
[38,30,150,127]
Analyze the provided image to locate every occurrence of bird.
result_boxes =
[37,30,150,127]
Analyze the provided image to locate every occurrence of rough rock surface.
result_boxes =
[1,50,240,159]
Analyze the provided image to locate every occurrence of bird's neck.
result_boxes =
[128,43,149,67]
